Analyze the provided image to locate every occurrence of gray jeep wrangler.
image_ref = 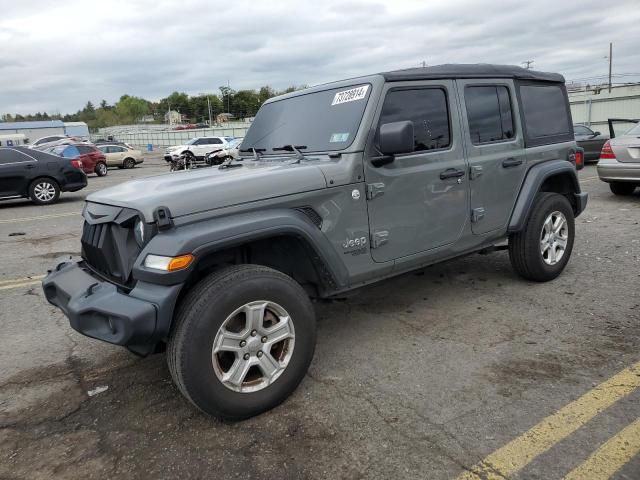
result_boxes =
[43,64,587,419]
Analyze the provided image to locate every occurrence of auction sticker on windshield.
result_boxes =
[332,85,369,106]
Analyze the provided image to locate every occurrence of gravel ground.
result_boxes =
[0,158,638,479]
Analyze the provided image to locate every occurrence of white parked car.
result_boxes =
[96,144,144,169]
[164,137,234,163]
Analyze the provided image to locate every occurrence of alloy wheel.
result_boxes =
[212,301,295,393]
[33,182,56,202]
[540,210,568,265]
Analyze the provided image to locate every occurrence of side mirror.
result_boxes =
[593,131,601,136]
[379,121,414,155]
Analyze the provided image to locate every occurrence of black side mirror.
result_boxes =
[593,131,601,136]
[379,121,414,155]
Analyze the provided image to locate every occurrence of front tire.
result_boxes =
[95,162,108,177]
[609,182,636,196]
[168,265,316,419]
[29,178,60,205]
[509,192,575,282]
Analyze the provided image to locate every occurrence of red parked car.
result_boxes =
[45,143,108,177]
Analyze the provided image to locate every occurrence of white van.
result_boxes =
[0,133,27,147]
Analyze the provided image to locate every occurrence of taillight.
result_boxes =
[600,140,616,160]
[575,149,584,169]
[70,159,83,169]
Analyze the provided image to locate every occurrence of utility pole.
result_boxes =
[227,79,231,113]
[207,97,212,126]
[608,42,612,93]
[522,60,534,70]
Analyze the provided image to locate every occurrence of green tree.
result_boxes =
[114,95,150,124]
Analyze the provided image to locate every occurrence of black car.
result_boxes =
[574,124,609,162]
[0,146,87,205]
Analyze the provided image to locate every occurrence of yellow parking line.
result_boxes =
[0,211,81,224]
[564,418,640,480]
[0,280,42,290]
[457,361,640,480]
[0,275,45,286]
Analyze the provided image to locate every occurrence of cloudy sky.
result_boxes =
[1,0,639,115]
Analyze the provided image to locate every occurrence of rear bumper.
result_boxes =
[42,259,181,351]
[597,160,640,182]
[61,179,88,192]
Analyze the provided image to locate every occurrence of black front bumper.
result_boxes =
[43,259,181,351]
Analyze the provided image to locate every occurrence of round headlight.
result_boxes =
[134,218,145,247]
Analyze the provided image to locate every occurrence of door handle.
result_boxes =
[25,164,36,169]
[502,158,523,168]
[440,168,465,180]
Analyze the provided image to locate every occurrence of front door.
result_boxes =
[364,81,469,263]
[457,80,527,235]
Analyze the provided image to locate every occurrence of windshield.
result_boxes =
[186,138,198,145]
[241,84,371,153]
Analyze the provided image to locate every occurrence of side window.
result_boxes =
[378,88,450,152]
[519,84,571,140]
[210,138,223,145]
[465,86,515,144]
[573,125,591,136]
[62,146,80,158]
[77,145,93,154]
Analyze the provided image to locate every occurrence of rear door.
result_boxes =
[457,79,526,235]
[364,81,469,262]
[0,148,37,196]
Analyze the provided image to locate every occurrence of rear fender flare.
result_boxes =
[508,160,585,232]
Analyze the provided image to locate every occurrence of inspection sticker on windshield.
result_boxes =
[332,85,369,106]
[330,133,350,143]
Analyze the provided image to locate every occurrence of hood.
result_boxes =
[86,161,328,221]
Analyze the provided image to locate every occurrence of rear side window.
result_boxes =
[61,145,80,158]
[378,88,450,152]
[77,145,94,154]
[465,86,515,144]
[209,138,223,145]
[519,84,571,142]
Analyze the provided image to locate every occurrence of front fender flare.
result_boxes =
[132,209,349,290]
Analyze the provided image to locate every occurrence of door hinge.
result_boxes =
[371,230,389,248]
[366,182,385,200]
[469,165,483,180]
[471,207,485,223]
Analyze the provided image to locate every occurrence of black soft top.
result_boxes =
[382,64,564,83]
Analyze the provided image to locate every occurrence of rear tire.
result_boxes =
[95,162,108,177]
[168,265,316,419]
[123,158,136,169]
[29,178,60,205]
[509,192,575,282]
[609,182,636,196]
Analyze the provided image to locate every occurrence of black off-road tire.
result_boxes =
[28,177,60,205]
[509,192,575,282]
[167,265,316,419]
[95,162,108,177]
[609,182,636,196]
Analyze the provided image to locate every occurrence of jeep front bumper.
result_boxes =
[42,259,181,351]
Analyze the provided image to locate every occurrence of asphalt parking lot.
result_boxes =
[0,157,638,479]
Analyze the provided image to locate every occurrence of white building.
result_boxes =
[0,120,65,144]
[164,110,182,125]
[569,83,640,133]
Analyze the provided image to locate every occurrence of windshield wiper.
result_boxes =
[239,147,266,161]
[272,145,307,162]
